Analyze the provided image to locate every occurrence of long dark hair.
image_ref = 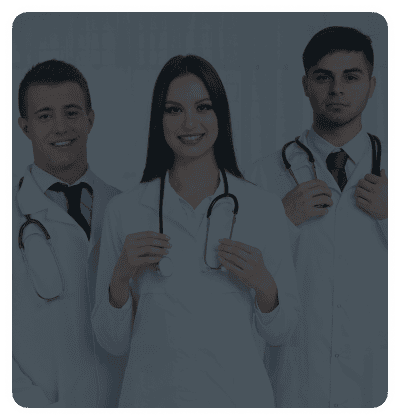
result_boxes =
[141,55,244,182]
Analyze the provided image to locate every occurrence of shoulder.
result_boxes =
[231,175,283,211]
[91,173,121,198]
[105,180,156,216]
[251,149,283,172]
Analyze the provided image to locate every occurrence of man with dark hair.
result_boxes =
[13,59,123,407]
[250,27,388,407]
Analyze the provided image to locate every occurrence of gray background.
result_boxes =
[12,12,388,191]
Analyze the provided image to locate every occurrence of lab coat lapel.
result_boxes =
[87,174,105,256]
[344,142,372,192]
[17,167,76,227]
[140,178,194,237]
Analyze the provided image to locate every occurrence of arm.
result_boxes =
[252,199,300,346]
[91,203,134,356]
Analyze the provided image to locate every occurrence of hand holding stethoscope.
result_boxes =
[281,133,382,227]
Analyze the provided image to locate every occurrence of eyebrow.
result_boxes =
[312,68,364,75]
[34,104,83,114]
[165,97,211,106]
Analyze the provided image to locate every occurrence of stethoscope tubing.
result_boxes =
[17,177,63,300]
[158,168,239,272]
[282,133,382,183]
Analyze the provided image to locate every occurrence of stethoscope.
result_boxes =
[157,168,239,277]
[17,177,64,301]
[281,133,382,207]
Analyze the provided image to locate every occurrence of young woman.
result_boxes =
[92,55,299,408]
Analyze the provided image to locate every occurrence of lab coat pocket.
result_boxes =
[20,226,64,301]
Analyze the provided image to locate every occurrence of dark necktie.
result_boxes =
[326,149,348,191]
[48,182,92,240]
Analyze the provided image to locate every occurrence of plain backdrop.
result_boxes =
[12,12,388,191]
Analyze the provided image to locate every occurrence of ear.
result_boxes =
[368,76,377,99]
[302,75,309,98]
[87,109,95,133]
[18,117,30,137]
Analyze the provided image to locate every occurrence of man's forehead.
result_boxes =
[27,82,85,110]
[315,51,368,72]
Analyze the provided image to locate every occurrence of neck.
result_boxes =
[35,158,88,185]
[169,150,220,204]
[313,113,362,147]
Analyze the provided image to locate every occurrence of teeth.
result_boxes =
[180,135,203,141]
[53,140,73,146]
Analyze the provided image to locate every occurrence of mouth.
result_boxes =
[177,133,205,145]
[327,103,349,107]
[50,138,77,148]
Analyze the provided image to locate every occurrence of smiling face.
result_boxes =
[18,82,94,171]
[302,51,376,127]
[162,74,219,160]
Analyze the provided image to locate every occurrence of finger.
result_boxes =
[355,198,373,215]
[309,207,329,217]
[138,256,164,264]
[127,231,170,241]
[133,238,172,248]
[357,179,374,192]
[363,174,380,185]
[132,246,169,257]
[219,255,244,276]
[127,254,164,266]
[218,251,247,271]
[356,201,372,216]
[354,189,373,204]
[218,238,255,254]
[298,179,329,190]
[218,247,249,264]
[304,186,332,197]
[311,195,333,208]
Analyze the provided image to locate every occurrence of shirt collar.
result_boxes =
[164,170,226,212]
[31,164,95,193]
[308,126,368,166]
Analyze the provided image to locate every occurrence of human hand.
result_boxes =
[355,169,388,220]
[282,179,333,226]
[110,231,170,308]
[218,238,278,313]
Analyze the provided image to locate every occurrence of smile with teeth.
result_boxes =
[51,138,76,147]
[178,134,205,143]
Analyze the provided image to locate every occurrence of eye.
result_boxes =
[67,110,80,118]
[316,75,330,81]
[346,75,359,81]
[38,114,51,120]
[197,103,212,112]
[165,106,182,115]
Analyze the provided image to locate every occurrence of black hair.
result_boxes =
[140,54,244,182]
[18,59,92,119]
[303,26,374,77]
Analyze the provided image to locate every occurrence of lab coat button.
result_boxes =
[337,304,341,308]
[335,354,339,358]
[334,404,338,407]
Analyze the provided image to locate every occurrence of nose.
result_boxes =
[330,78,344,96]
[183,108,196,130]
[54,114,68,134]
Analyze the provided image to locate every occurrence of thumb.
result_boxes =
[380,168,387,178]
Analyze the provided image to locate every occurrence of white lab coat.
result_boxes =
[92,172,300,408]
[12,165,124,407]
[249,129,388,407]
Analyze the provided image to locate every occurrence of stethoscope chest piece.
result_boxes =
[158,256,174,277]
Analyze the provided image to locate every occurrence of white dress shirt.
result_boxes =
[31,164,94,228]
